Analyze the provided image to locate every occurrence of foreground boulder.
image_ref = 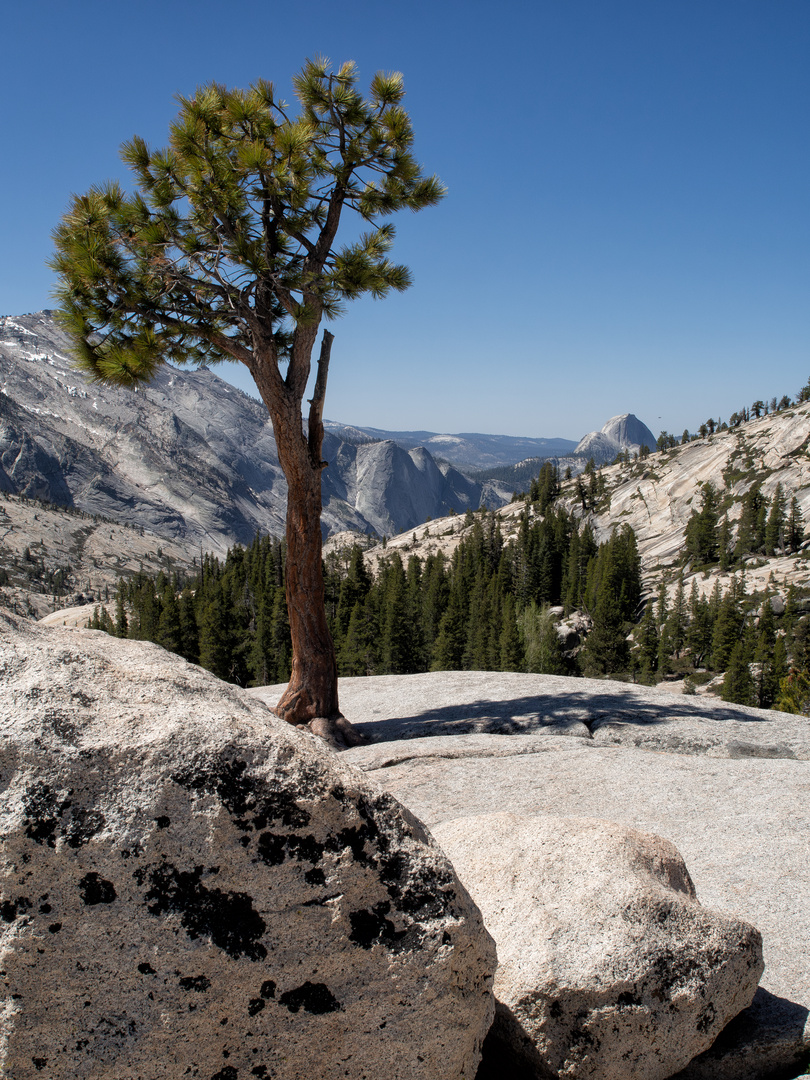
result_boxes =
[434,812,763,1080]
[0,610,495,1080]
[331,671,810,1076]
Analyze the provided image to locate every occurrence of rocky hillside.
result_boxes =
[364,402,810,603]
[0,311,510,552]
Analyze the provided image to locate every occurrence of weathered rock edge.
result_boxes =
[436,812,763,1080]
[0,609,496,1080]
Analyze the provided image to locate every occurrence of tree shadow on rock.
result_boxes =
[356,685,774,745]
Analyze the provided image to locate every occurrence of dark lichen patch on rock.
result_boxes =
[140,863,267,961]
[138,962,156,975]
[349,902,407,951]
[1,897,32,923]
[173,757,311,832]
[64,807,105,849]
[179,975,211,992]
[379,852,457,919]
[211,1067,239,1080]
[278,981,341,1015]
[78,873,117,906]
[20,784,104,850]
[255,831,324,868]
[22,783,72,847]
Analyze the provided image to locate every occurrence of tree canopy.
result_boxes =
[52,58,444,384]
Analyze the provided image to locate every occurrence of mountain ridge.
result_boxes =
[0,311,514,551]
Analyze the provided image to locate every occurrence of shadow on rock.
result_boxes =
[475,1000,556,1080]
[478,989,810,1080]
[358,687,772,745]
[670,987,810,1080]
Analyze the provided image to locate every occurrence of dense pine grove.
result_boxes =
[87,464,810,713]
[90,500,644,686]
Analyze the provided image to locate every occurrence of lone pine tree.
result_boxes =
[51,58,444,746]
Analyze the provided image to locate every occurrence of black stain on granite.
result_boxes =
[79,873,117,905]
[22,783,71,847]
[173,757,310,832]
[65,807,105,849]
[348,902,407,950]
[248,978,276,1013]
[255,831,324,868]
[1,897,32,923]
[139,863,267,961]
[20,783,104,850]
[278,981,341,1014]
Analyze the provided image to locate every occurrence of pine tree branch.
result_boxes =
[307,329,333,470]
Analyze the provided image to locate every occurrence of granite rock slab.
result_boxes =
[257,671,810,1079]
[0,611,496,1080]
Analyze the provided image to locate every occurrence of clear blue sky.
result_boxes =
[2,0,807,442]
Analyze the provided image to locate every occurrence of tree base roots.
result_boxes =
[293,715,369,751]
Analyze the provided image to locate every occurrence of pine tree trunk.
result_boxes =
[276,459,337,720]
[253,331,365,749]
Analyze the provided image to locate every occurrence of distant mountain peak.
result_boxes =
[575,413,656,463]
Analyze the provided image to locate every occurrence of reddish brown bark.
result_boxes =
[251,329,365,749]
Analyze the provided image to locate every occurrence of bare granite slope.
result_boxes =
[362,403,810,606]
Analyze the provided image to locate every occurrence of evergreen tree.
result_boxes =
[157,582,182,655]
[338,602,372,676]
[684,482,719,566]
[664,575,687,658]
[635,601,659,681]
[753,602,784,709]
[248,594,276,686]
[114,585,128,638]
[764,483,786,555]
[379,554,419,674]
[685,581,713,668]
[734,486,767,558]
[717,516,733,571]
[197,580,234,681]
[519,602,566,675]
[582,591,629,676]
[711,581,745,671]
[52,59,443,740]
[787,496,805,553]
[179,587,200,663]
[721,640,754,705]
[498,594,524,671]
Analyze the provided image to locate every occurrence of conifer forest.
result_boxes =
[88,463,810,714]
